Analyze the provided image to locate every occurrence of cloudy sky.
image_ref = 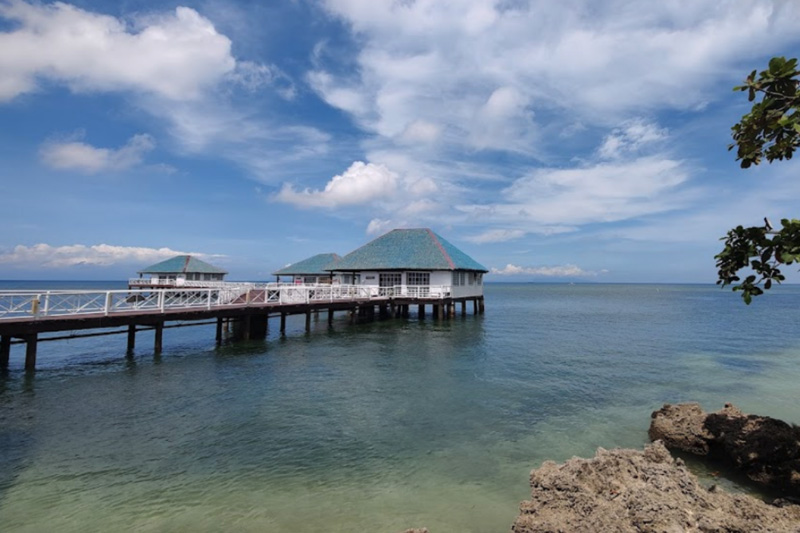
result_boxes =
[1,0,799,282]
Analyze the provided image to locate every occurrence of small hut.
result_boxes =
[328,228,487,297]
[130,255,228,288]
[273,253,341,284]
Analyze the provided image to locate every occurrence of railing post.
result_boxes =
[31,294,41,317]
[105,291,112,316]
[158,290,165,312]
[207,289,212,310]
[43,291,51,315]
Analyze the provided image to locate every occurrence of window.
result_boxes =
[379,273,402,287]
[452,271,466,286]
[406,272,430,286]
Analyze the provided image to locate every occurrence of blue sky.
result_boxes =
[1,0,800,283]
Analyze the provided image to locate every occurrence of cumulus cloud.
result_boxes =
[491,263,600,277]
[40,133,155,173]
[0,2,240,101]
[0,244,208,268]
[275,161,398,208]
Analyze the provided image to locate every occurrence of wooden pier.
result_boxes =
[0,284,484,371]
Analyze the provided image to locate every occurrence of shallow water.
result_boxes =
[1,283,799,532]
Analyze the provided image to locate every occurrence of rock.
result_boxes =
[511,442,800,533]
[650,403,800,495]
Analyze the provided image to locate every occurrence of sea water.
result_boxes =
[1,283,799,532]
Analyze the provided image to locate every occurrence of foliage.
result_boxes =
[716,57,800,303]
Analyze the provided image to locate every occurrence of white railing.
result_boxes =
[128,278,247,289]
[0,283,479,321]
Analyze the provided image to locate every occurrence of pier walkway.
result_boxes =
[0,283,484,370]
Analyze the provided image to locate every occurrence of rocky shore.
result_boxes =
[511,441,800,532]
[650,403,800,496]
[406,404,800,532]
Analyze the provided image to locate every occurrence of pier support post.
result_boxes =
[216,318,223,345]
[154,322,164,353]
[305,311,311,332]
[436,304,444,320]
[461,301,466,316]
[241,315,251,341]
[24,334,37,371]
[418,304,424,319]
[127,324,136,352]
[0,335,10,369]
[390,303,396,319]
[402,305,409,318]
[249,314,269,339]
[479,297,485,314]
[473,299,478,314]
[280,313,287,334]
[328,309,334,326]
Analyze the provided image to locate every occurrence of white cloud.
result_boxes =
[0,2,240,101]
[597,119,668,160]
[0,244,209,268]
[275,161,398,208]
[366,218,394,235]
[40,133,155,173]
[490,263,601,277]
[466,229,526,244]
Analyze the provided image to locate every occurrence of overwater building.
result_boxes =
[272,253,341,284]
[328,228,487,298]
[129,255,228,289]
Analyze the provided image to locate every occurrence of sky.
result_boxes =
[1,0,800,283]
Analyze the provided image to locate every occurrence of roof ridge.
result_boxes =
[427,229,455,269]
[182,255,191,273]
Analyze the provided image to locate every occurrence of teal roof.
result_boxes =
[273,253,341,276]
[330,229,488,272]
[138,255,227,275]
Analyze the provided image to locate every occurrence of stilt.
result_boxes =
[479,297,485,314]
[461,301,466,316]
[242,315,251,341]
[390,302,397,318]
[154,322,164,353]
[281,313,287,334]
[402,305,409,318]
[215,318,223,344]
[436,304,444,320]
[473,298,478,314]
[305,310,311,332]
[24,334,37,371]
[128,324,137,351]
[225,318,231,334]
[328,308,334,326]
[1,335,10,369]
[418,304,425,319]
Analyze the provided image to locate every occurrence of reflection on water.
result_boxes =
[1,283,800,531]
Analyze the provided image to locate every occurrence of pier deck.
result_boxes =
[0,283,484,370]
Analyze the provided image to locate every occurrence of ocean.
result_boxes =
[1,282,799,532]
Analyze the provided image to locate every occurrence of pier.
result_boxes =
[0,283,484,371]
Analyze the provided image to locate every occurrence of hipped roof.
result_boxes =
[272,253,341,276]
[329,228,488,273]
[138,255,227,275]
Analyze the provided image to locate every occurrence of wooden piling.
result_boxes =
[154,322,164,353]
[305,310,311,332]
[25,334,37,371]
[215,318,223,344]
[127,324,137,351]
[328,308,334,326]
[280,313,287,334]
[418,304,424,319]
[1,335,10,368]
[473,298,478,314]
[461,301,466,316]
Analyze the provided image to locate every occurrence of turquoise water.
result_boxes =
[1,283,800,532]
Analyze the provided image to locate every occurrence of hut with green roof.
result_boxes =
[328,228,487,298]
[130,255,228,288]
[272,253,341,284]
